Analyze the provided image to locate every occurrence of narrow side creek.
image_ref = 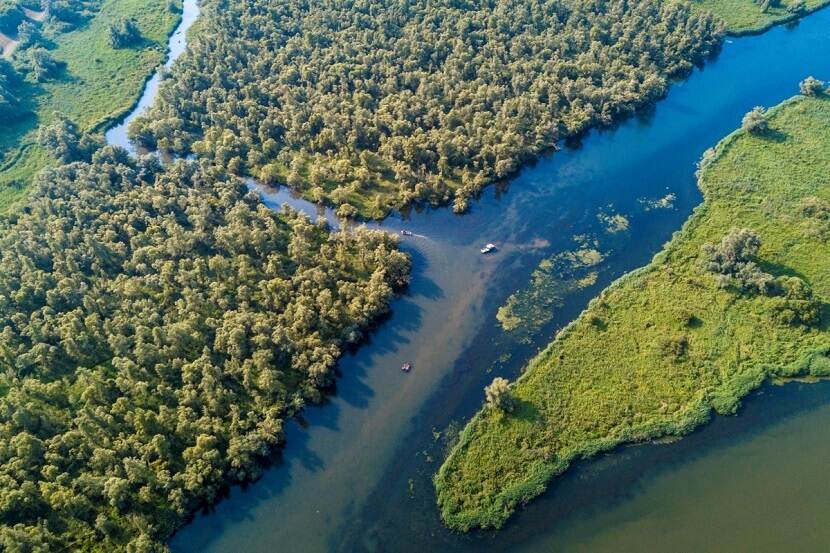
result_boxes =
[105,0,201,152]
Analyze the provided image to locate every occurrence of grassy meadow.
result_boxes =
[435,94,830,531]
[0,0,180,213]
[688,0,830,34]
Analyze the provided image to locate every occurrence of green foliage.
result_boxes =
[800,75,826,96]
[0,59,19,120]
[484,378,515,414]
[44,0,102,28]
[771,276,822,327]
[36,113,101,162]
[0,146,409,549]
[742,106,769,134]
[686,0,828,34]
[21,46,61,81]
[702,227,774,292]
[129,0,723,218]
[799,195,830,240]
[106,17,140,48]
[495,246,604,342]
[0,0,24,32]
[434,96,830,532]
[0,0,181,214]
[16,20,41,49]
[788,0,808,12]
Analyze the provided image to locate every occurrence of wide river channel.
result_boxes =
[107,5,830,552]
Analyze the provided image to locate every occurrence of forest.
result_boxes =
[128,0,724,218]
[0,144,409,550]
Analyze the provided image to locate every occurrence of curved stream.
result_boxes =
[106,7,830,552]
[105,0,200,152]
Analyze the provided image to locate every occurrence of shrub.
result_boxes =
[702,228,774,294]
[484,377,515,413]
[37,113,101,163]
[772,276,822,327]
[800,76,826,97]
[107,18,141,49]
[16,21,41,49]
[336,203,358,220]
[742,107,768,135]
[659,334,689,360]
[24,47,61,82]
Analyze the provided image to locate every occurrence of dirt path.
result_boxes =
[21,6,47,22]
[0,32,19,59]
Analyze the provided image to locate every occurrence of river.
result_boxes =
[105,5,830,552]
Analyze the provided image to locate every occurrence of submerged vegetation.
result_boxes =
[496,244,606,342]
[0,0,181,213]
[128,0,723,218]
[435,93,830,531]
[0,146,409,549]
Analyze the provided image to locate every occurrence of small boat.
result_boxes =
[480,243,497,254]
[400,230,413,236]
[401,362,412,372]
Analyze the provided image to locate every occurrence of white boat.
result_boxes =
[480,243,497,254]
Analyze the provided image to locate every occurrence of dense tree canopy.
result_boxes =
[129,0,724,217]
[0,147,409,550]
[37,113,102,162]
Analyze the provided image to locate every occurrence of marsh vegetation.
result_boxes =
[435,93,830,532]
[0,0,181,213]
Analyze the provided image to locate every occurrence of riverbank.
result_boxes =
[690,0,830,36]
[435,93,830,531]
[0,0,181,213]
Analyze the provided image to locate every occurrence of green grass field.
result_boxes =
[688,0,830,34]
[0,0,180,213]
[435,94,830,531]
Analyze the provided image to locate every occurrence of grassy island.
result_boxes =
[435,94,830,531]
[688,0,830,35]
[0,0,181,213]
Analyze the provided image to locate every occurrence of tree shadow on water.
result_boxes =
[168,416,327,552]
[166,245,442,552]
